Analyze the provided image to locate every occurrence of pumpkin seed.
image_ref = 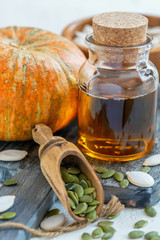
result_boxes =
[79,213,86,217]
[81,232,93,240]
[0,195,15,213]
[4,179,18,186]
[75,184,84,198]
[67,167,81,175]
[65,183,76,191]
[40,214,65,231]
[92,191,96,200]
[89,200,100,206]
[45,208,60,218]
[145,206,157,217]
[143,154,160,166]
[86,209,97,222]
[68,197,76,209]
[60,166,67,174]
[68,191,79,205]
[80,180,88,189]
[73,203,88,215]
[151,236,160,240]
[145,231,159,239]
[120,179,129,188]
[134,220,148,228]
[86,180,92,187]
[62,173,74,183]
[98,221,113,228]
[0,212,16,220]
[85,205,97,213]
[0,150,27,161]
[79,173,88,182]
[84,187,95,195]
[108,212,120,219]
[101,226,116,233]
[128,230,144,239]
[102,170,115,179]
[92,227,103,238]
[72,175,79,183]
[101,232,114,239]
[139,167,151,173]
[114,172,124,182]
[95,167,108,174]
[79,195,93,203]
[126,171,154,187]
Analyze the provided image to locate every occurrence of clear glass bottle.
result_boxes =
[78,32,159,161]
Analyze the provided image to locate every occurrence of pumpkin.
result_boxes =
[0,26,86,141]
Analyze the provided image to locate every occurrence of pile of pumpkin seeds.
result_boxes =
[61,164,100,221]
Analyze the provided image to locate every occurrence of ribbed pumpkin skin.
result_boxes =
[0,26,86,141]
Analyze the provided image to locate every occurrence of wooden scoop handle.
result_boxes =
[32,123,53,145]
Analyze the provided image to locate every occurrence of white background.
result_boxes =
[1,0,160,239]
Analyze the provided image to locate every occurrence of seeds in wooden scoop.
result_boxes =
[128,230,144,239]
[80,180,88,189]
[95,167,108,173]
[86,210,97,222]
[97,221,113,228]
[4,179,18,186]
[0,150,27,161]
[120,179,129,188]
[145,206,157,217]
[84,187,95,195]
[79,195,93,203]
[85,205,97,213]
[126,171,154,187]
[102,170,115,179]
[86,180,92,187]
[101,232,114,239]
[81,233,93,240]
[92,227,103,238]
[134,220,148,228]
[73,203,88,214]
[0,195,15,213]
[67,167,81,174]
[45,208,60,218]
[62,173,74,183]
[75,184,84,198]
[145,231,159,239]
[65,183,76,191]
[68,197,76,209]
[68,191,79,205]
[40,214,65,231]
[139,167,151,173]
[89,200,100,206]
[143,154,160,166]
[114,172,124,182]
[79,173,88,181]
[0,212,16,220]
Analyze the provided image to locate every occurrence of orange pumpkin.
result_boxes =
[0,26,86,141]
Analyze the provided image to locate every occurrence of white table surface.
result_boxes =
[1,0,160,239]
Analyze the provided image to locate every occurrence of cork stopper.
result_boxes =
[93,12,148,46]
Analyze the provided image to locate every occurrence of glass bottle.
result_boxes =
[78,12,159,161]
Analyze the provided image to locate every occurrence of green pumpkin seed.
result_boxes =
[145,206,157,217]
[81,232,93,240]
[95,167,108,174]
[62,173,74,183]
[89,200,100,206]
[73,203,88,215]
[60,166,67,174]
[84,187,95,195]
[108,212,120,219]
[101,226,116,233]
[128,230,145,239]
[4,179,18,186]
[101,232,114,239]
[79,173,88,182]
[92,227,103,238]
[68,197,76,209]
[75,184,84,198]
[151,236,160,240]
[102,170,115,179]
[72,175,79,183]
[114,172,124,182]
[145,231,159,240]
[45,208,59,218]
[98,221,113,228]
[120,179,129,188]
[91,191,96,200]
[68,191,79,205]
[85,205,97,213]
[80,180,88,189]
[139,167,151,173]
[79,195,93,203]
[86,210,97,222]
[79,213,86,217]
[86,180,92,187]
[0,212,16,220]
[67,167,81,175]
[65,183,76,191]
[134,220,148,228]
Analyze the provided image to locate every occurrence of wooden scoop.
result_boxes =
[32,123,104,222]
